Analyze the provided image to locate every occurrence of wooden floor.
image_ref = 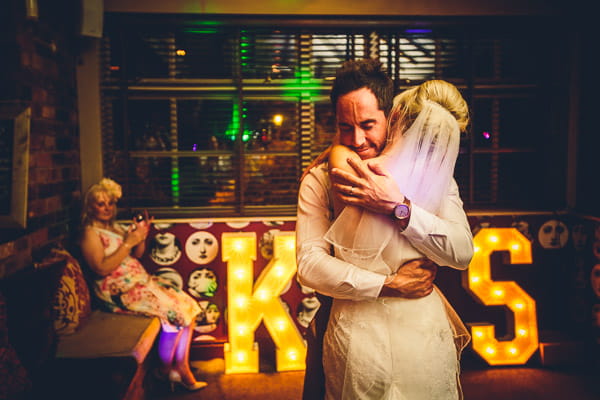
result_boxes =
[152,358,600,400]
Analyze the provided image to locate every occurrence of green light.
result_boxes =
[171,168,180,204]
[223,101,241,142]
[183,29,218,34]
[242,133,250,142]
[189,20,222,26]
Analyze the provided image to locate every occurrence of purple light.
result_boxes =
[405,29,432,34]
[192,144,197,151]
[482,132,491,140]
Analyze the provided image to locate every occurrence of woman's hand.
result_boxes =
[124,210,154,248]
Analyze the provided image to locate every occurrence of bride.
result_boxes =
[323,80,471,399]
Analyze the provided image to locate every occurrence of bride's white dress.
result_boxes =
[322,234,461,400]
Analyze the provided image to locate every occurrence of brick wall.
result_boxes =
[0,0,81,278]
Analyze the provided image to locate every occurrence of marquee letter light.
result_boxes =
[222,231,306,374]
[464,227,538,365]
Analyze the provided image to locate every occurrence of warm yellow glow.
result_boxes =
[237,325,248,336]
[234,268,246,279]
[276,319,287,331]
[235,296,249,308]
[256,289,269,301]
[284,237,295,251]
[273,114,283,126]
[474,246,481,253]
[287,349,298,360]
[236,351,247,362]
[223,232,306,374]
[517,328,528,337]
[176,49,186,56]
[273,265,285,277]
[464,227,538,366]
[233,239,246,252]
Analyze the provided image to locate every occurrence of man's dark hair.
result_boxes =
[330,59,394,116]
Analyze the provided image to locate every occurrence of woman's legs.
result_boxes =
[157,321,202,384]
[173,321,201,384]
[157,328,183,375]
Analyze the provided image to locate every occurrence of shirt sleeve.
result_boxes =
[295,165,387,301]
[402,179,474,270]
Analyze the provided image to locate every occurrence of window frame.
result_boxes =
[95,14,571,218]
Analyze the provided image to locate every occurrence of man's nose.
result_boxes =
[350,128,366,147]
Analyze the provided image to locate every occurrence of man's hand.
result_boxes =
[379,258,438,298]
[330,156,402,216]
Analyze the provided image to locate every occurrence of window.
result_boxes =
[100,16,568,217]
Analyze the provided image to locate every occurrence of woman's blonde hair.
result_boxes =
[389,79,469,141]
[81,178,122,227]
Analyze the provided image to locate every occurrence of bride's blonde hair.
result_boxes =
[389,79,469,143]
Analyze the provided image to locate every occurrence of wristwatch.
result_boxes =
[392,197,411,221]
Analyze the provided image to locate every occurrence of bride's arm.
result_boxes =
[328,145,360,215]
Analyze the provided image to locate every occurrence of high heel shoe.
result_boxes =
[168,370,208,392]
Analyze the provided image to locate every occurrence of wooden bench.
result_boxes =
[53,310,160,400]
[0,247,161,400]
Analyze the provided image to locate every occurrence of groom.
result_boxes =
[295,59,473,399]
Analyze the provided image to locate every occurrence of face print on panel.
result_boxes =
[260,229,280,259]
[188,267,218,298]
[571,224,588,252]
[185,231,219,265]
[537,219,569,249]
[150,232,182,265]
[153,267,184,290]
[194,300,221,333]
[591,264,600,298]
[511,220,533,242]
[593,304,600,328]
[297,295,321,328]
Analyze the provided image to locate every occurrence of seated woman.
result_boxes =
[79,178,207,392]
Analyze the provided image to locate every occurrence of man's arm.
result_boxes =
[331,157,473,270]
[402,179,473,270]
[296,165,436,301]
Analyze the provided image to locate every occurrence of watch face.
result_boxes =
[394,204,410,219]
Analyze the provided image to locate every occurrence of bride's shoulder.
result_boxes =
[329,145,360,170]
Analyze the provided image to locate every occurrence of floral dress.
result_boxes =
[92,227,200,332]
